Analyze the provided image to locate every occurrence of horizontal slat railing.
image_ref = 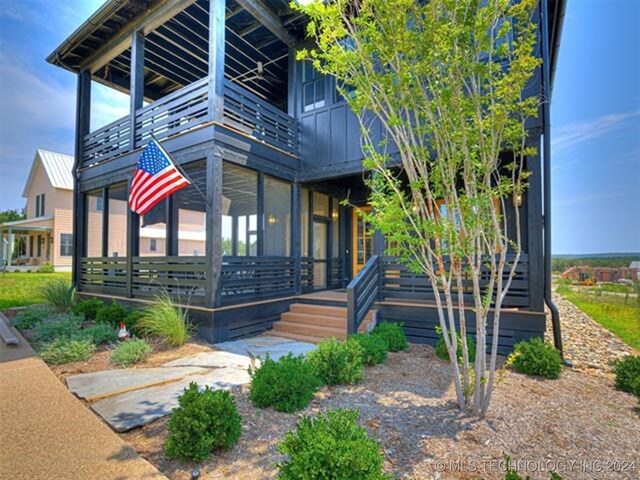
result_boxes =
[346,255,381,334]
[82,116,130,167]
[329,257,343,289]
[131,256,208,303]
[134,78,209,147]
[381,254,530,307]
[301,257,315,293]
[223,80,298,156]
[218,256,298,306]
[79,257,128,294]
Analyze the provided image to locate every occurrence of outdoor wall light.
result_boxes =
[267,214,278,225]
[332,210,339,221]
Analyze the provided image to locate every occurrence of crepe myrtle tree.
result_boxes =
[294,0,540,416]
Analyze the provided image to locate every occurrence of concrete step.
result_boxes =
[289,303,348,318]
[273,321,347,340]
[281,312,347,329]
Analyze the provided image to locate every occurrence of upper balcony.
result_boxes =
[47,0,308,171]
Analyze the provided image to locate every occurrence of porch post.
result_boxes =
[206,0,226,308]
[0,231,4,267]
[527,137,545,312]
[129,30,145,150]
[72,70,91,289]
[292,182,301,294]
[7,229,14,267]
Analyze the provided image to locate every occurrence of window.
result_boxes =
[59,233,73,257]
[264,176,291,256]
[29,236,34,256]
[222,163,258,256]
[139,200,166,256]
[149,238,157,252]
[302,61,325,112]
[35,193,46,217]
[313,192,329,217]
[107,183,128,257]
[96,196,104,212]
[85,190,103,257]
[37,235,42,257]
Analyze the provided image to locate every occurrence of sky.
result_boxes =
[0,0,638,255]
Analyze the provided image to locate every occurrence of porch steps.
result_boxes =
[269,303,376,344]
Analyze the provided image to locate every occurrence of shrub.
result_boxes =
[277,409,390,480]
[137,293,191,346]
[110,338,152,367]
[371,321,408,352]
[71,298,105,322]
[12,305,52,330]
[249,353,321,413]
[74,323,118,345]
[165,383,242,462]
[33,314,83,343]
[37,262,55,273]
[308,337,364,385]
[612,355,640,397]
[40,338,95,365]
[435,329,476,363]
[351,333,387,366]
[95,300,128,328]
[511,338,563,379]
[41,279,75,313]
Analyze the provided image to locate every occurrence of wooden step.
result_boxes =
[290,303,348,318]
[273,321,347,340]
[281,312,347,329]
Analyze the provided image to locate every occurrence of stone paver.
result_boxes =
[214,334,317,361]
[91,367,250,432]
[163,350,253,369]
[67,366,208,401]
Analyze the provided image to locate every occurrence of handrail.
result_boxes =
[346,255,381,334]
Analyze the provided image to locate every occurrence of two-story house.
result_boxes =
[47,0,566,352]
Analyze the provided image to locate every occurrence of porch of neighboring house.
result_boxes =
[0,219,53,270]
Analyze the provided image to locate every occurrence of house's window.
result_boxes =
[96,196,104,212]
[302,61,325,112]
[37,235,42,257]
[59,233,73,257]
[313,192,329,217]
[149,238,157,252]
[264,176,291,256]
[35,193,46,217]
[222,163,258,256]
[331,200,339,256]
[29,236,34,256]
[85,190,104,257]
[176,161,207,257]
[139,199,166,256]
[107,183,128,257]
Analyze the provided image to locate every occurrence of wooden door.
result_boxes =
[351,207,372,276]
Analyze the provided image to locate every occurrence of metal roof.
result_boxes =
[22,150,74,197]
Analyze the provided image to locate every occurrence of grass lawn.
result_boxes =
[0,272,72,309]
[557,284,640,350]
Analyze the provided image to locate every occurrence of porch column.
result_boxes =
[7,229,14,267]
[527,137,545,312]
[208,0,225,121]
[129,30,145,150]
[292,182,301,294]
[0,231,4,266]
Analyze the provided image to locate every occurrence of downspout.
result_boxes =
[541,0,564,357]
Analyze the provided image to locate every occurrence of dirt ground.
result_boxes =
[120,344,640,480]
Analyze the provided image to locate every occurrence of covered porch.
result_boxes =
[0,218,53,269]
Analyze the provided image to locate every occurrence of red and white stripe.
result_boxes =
[128,165,190,215]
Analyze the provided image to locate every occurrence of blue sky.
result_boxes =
[0,0,638,254]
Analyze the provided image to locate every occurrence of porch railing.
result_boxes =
[79,257,128,295]
[346,255,381,334]
[130,256,208,302]
[80,78,298,169]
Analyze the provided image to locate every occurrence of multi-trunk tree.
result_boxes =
[295,0,540,416]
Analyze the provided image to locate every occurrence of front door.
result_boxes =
[313,219,329,289]
[351,207,372,276]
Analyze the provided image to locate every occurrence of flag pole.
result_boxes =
[149,133,208,204]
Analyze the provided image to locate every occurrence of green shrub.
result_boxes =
[40,338,95,365]
[41,279,75,313]
[435,329,476,363]
[308,337,364,386]
[371,321,408,352]
[165,383,242,462]
[612,355,640,397]
[137,293,191,346]
[249,353,321,413]
[12,305,52,330]
[95,300,128,328]
[33,314,83,343]
[71,298,105,322]
[110,339,152,367]
[277,409,390,480]
[74,323,118,345]
[511,338,563,379]
[351,333,387,366]
[37,262,55,273]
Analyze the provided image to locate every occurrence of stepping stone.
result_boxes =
[163,351,253,369]
[0,314,19,345]
[245,336,295,347]
[91,367,250,432]
[67,367,208,401]
[214,335,317,362]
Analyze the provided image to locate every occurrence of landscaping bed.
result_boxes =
[121,344,640,480]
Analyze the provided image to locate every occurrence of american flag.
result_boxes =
[128,139,190,215]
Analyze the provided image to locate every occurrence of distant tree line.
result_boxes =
[0,208,26,224]
[552,256,640,273]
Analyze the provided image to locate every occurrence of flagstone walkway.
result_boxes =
[64,335,317,432]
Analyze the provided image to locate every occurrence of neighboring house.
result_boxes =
[0,150,74,271]
[562,266,638,283]
[629,261,640,278]
[47,0,565,352]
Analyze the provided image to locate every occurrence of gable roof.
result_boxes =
[22,149,74,198]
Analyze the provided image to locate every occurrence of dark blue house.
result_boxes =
[47,0,566,352]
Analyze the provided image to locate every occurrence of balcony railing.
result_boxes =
[81,78,298,169]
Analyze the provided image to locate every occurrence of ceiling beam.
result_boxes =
[234,0,296,48]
